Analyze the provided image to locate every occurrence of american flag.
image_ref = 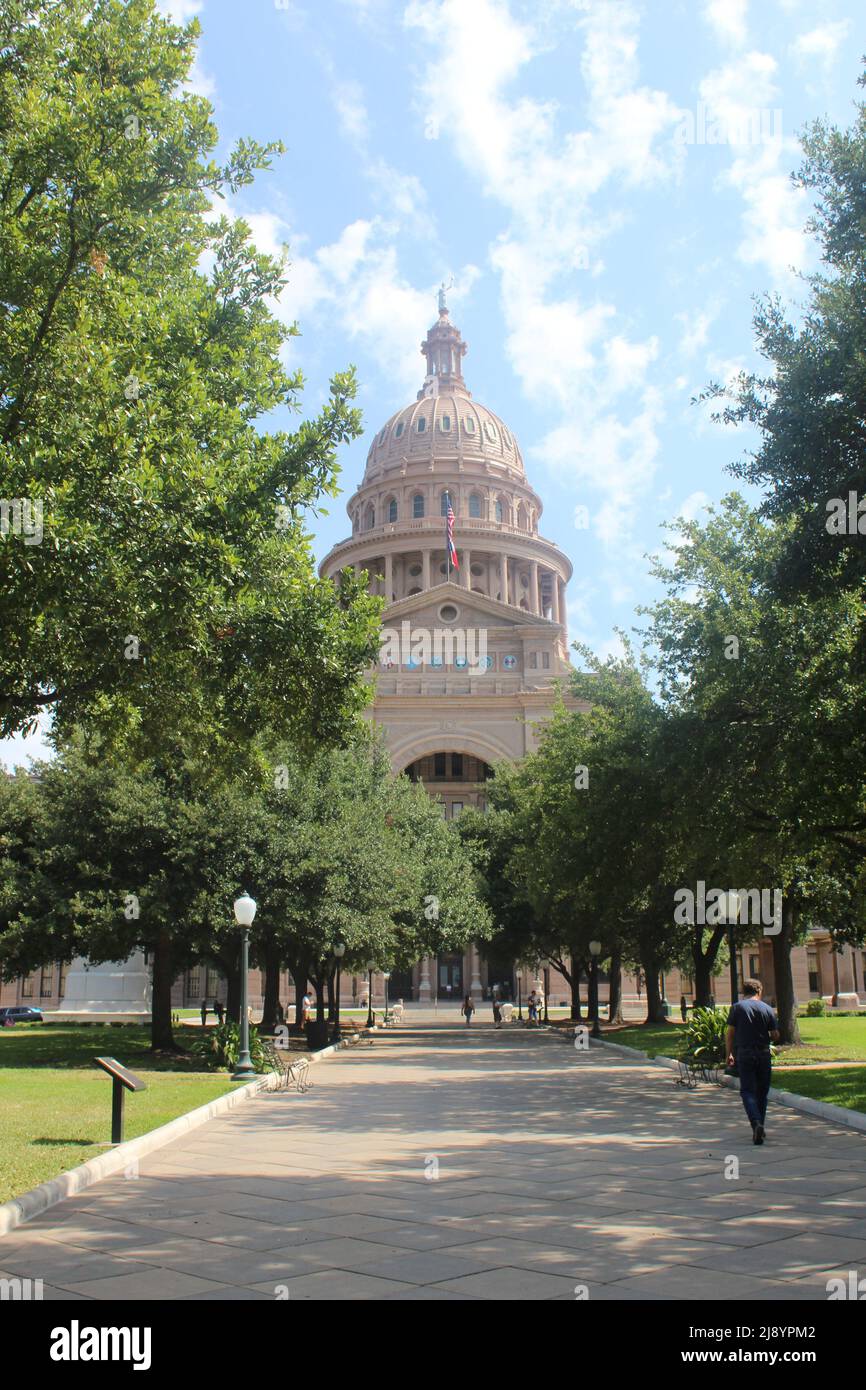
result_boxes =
[445,493,459,572]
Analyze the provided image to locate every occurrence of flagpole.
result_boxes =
[445,491,451,582]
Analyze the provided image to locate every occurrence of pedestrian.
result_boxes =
[725,979,780,1145]
[680,994,688,1023]
[461,994,475,1027]
[301,990,312,1026]
[200,999,207,1028]
[527,989,538,1025]
[215,999,224,1025]
[492,995,502,1029]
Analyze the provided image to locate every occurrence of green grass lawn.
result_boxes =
[602,1014,866,1064]
[772,1067,866,1113]
[0,1025,234,1205]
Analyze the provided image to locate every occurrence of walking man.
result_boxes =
[726,979,780,1145]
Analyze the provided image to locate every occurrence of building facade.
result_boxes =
[318,292,580,1002]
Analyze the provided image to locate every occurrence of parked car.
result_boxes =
[0,1005,44,1025]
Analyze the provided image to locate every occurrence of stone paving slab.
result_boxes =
[2,1023,864,1300]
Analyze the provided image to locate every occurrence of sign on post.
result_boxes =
[94,1056,147,1145]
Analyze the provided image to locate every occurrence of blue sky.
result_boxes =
[3,0,862,766]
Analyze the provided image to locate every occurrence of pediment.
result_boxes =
[383,582,554,632]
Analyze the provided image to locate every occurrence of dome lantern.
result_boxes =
[418,286,469,399]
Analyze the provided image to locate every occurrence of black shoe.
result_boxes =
[753,1124,765,1145]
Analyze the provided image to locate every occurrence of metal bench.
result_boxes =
[262,1043,313,1093]
[675,1058,722,1089]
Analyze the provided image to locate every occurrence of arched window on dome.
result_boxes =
[388,498,398,524]
[484,421,498,442]
[464,416,476,435]
[378,428,387,445]
[495,498,504,524]
[440,492,451,517]
[413,493,425,519]
[517,502,529,531]
[365,503,375,531]
[395,420,405,439]
[469,493,482,519]
[417,416,427,433]
[438,414,452,432]
[502,428,512,447]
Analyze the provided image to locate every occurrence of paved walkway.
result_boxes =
[3,1026,866,1301]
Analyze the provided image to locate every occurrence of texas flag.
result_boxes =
[445,493,459,571]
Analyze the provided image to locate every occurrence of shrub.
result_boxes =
[681,1006,728,1067]
[189,1020,268,1074]
[805,998,826,1017]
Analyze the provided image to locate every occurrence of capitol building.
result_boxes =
[318,290,581,1003]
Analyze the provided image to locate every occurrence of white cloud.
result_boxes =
[404,0,681,545]
[703,0,749,47]
[239,207,479,397]
[156,0,203,21]
[790,21,850,70]
[333,78,370,143]
[699,53,809,285]
[676,307,718,358]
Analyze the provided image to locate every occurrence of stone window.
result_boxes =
[464,416,476,434]
[542,652,550,669]
[469,493,482,518]
[365,504,375,530]
[395,420,405,438]
[388,498,398,523]
[484,421,498,441]
[495,499,504,523]
[408,563,422,577]
[434,753,446,777]
[413,494,425,518]
[439,414,451,431]
[417,416,427,433]
[529,652,538,669]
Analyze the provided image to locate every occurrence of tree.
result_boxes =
[0,0,380,756]
[644,496,866,1042]
[706,68,866,602]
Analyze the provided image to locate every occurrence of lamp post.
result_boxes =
[366,961,375,1028]
[383,971,391,1025]
[231,893,257,1081]
[517,967,523,1021]
[589,940,602,1040]
[331,941,346,1042]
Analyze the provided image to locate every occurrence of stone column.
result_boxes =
[422,549,431,591]
[384,552,393,602]
[461,548,471,588]
[500,553,508,605]
[470,944,483,1000]
[836,945,860,1009]
[419,957,432,1003]
[551,570,560,623]
[531,560,540,615]
[558,577,567,633]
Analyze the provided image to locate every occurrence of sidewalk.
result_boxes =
[1,1026,865,1300]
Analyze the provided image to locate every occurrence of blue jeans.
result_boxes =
[737,1048,772,1128]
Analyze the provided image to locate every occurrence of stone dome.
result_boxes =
[364,392,524,478]
[363,292,524,480]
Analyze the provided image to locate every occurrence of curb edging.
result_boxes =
[0,1034,358,1238]
[592,1037,866,1134]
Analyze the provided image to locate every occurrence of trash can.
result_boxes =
[305,1019,330,1051]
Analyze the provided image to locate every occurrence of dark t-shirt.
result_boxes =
[727,997,777,1051]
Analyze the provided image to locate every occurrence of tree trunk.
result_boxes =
[150,932,177,1052]
[641,950,666,1023]
[224,959,241,1025]
[692,925,726,1007]
[607,948,623,1025]
[259,944,281,1034]
[326,964,336,1022]
[287,959,310,1032]
[771,896,801,1045]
